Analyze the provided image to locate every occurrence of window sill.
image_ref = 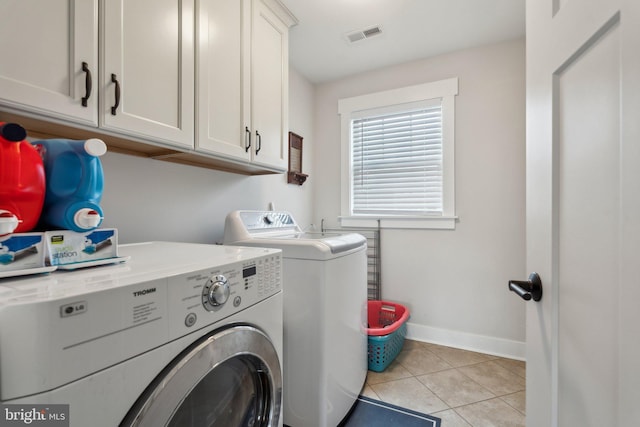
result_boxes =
[339,215,458,230]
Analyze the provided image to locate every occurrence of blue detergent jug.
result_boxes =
[35,138,107,232]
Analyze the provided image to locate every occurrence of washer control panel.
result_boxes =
[168,250,282,335]
[239,211,297,231]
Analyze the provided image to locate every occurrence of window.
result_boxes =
[338,78,458,229]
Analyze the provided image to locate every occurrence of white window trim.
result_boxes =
[338,78,459,230]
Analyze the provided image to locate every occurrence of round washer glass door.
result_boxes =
[121,325,282,427]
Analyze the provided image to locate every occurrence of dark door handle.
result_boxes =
[111,73,121,115]
[81,62,92,107]
[509,272,542,301]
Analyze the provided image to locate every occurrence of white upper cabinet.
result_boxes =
[196,0,251,161]
[0,0,294,173]
[0,0,98,126]
[101,0,194,149]
[250,0,289,170]
[197,0,295,171]
[0,0,193,150]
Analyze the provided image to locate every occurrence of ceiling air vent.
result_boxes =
[346,25,383,44]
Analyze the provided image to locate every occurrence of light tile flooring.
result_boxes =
[361,340,526,427]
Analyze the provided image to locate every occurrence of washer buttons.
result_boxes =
[185,313,197,327]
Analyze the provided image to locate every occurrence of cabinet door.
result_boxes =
[0,0,98,125]
[251,0,288,171]
[196,0,251,161]
[102,0,194,149]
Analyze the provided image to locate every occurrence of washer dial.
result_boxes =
[202,275,230,311]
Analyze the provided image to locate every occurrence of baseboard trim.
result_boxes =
[405,322,526,361]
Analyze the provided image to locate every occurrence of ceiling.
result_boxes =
[281,0,525,84]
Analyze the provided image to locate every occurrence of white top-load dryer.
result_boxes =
[224,211,368,427]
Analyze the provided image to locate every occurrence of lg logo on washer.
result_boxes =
[132,287,156,297]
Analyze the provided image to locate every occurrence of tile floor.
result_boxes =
[361,339,526,427]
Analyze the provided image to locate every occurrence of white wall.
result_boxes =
[100,66,315,244]
[313,39,526,358]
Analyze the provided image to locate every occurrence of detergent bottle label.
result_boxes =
[0,233,46,272]
[45,229,118,266]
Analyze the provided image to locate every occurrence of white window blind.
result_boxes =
[339,77,457,229]
[351,102,443,215]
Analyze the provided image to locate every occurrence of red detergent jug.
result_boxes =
[0,123,46,235]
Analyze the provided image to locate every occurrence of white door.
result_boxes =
[251,0,288,170]
[0,0,98,125]
[101,0,194,149]
[525,0,640,426]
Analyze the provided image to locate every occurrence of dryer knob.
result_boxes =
[207,276,230,306]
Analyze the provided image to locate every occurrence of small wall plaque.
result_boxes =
[287,131,308,185]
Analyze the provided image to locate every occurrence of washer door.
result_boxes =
[121,325,282,427]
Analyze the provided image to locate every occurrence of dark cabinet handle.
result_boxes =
[81,62,92,107]
[111,73,120,115]
[245,126,251,152]
[509,273,543,301]
[255,130,262,155]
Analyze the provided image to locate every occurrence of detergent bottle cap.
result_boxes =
[73,208,102,230]
[0,123,27,142]
[84,138,107,157]
[0,210,20,235]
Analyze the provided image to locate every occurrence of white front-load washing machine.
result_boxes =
[224,211,368,427]
[0,241,283,427]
